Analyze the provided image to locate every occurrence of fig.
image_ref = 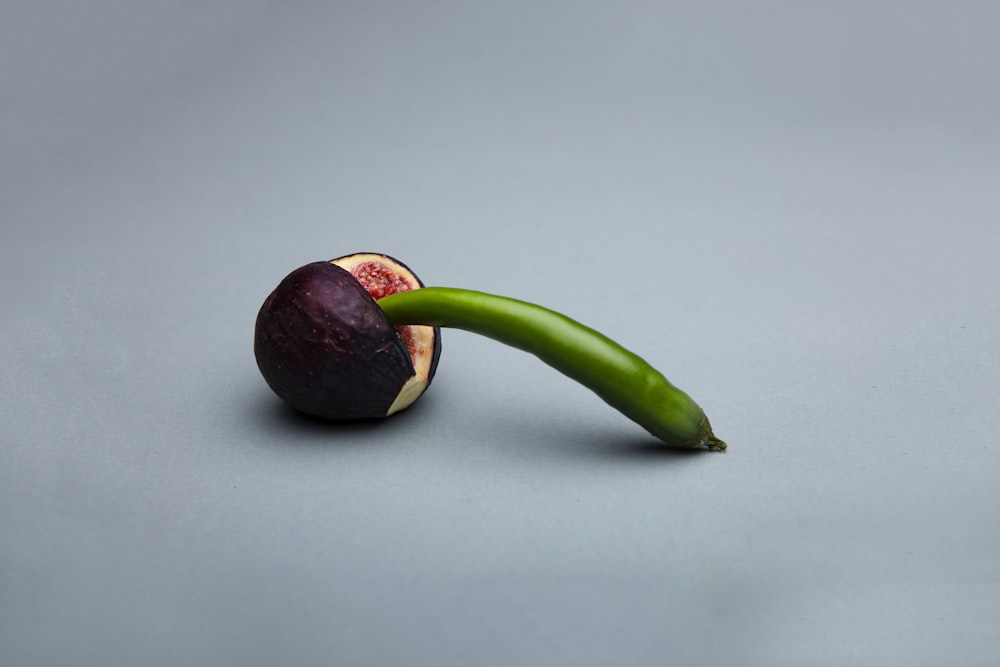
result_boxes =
[254,254,441,420]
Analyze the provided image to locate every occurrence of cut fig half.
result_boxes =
[254,254,440,421]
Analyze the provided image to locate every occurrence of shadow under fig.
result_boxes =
[245,386,433,444]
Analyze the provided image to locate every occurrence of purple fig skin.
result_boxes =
[254,261,417,420]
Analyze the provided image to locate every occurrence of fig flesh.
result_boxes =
[254,255,440,420]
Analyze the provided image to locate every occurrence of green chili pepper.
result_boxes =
[377,287,726,451]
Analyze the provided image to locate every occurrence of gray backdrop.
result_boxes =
[3,1,999,665]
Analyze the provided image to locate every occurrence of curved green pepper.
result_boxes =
[377,287,725,451]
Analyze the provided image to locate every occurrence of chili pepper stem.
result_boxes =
[699,419,728,452]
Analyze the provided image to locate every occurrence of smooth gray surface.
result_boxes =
[3,2,999,665]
